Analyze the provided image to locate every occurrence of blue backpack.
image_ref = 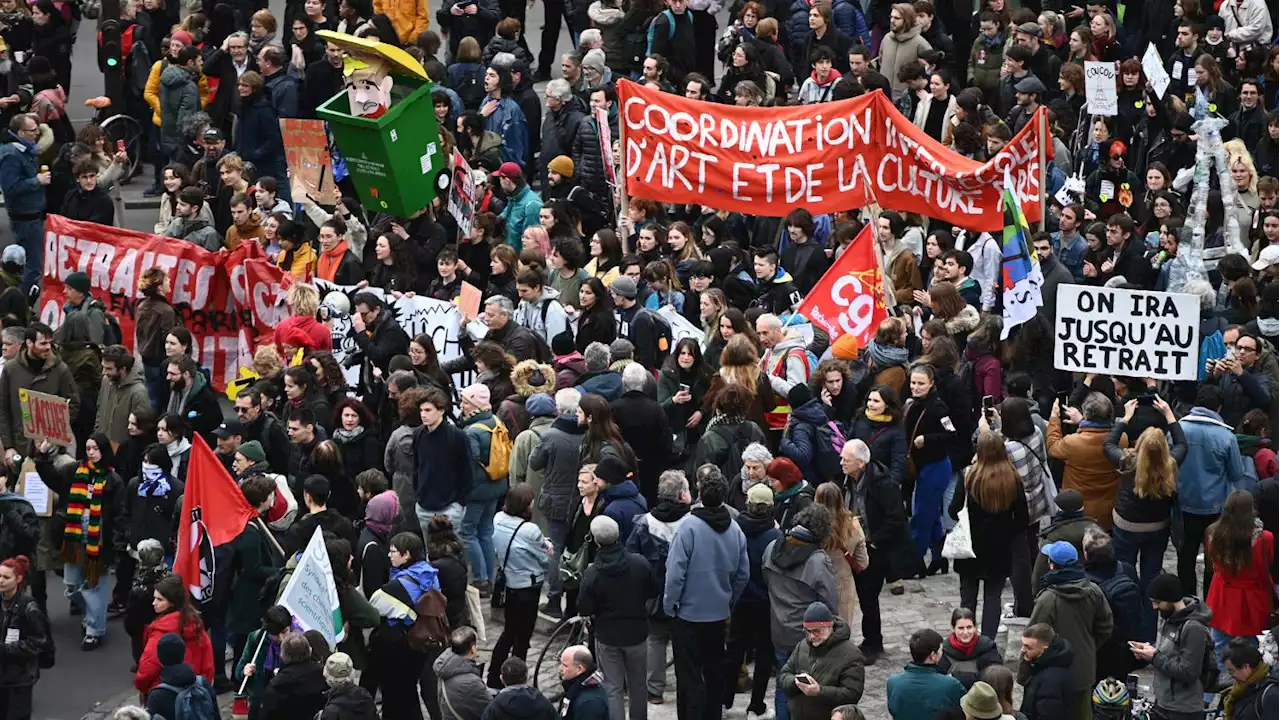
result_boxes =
[156,677,218,720]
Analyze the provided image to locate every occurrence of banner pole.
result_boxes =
[1037,108,1048,232]
[617,117,630,248]
[238,630,269,696]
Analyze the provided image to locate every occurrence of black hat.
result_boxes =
[202,127,224,143]
[1055,488,1084,514]
[1147,572,1182,603]
[212,420,243,438]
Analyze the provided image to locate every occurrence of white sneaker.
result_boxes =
[724,709,747,719]
[748,710,775,720]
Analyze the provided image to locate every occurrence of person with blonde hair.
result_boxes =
[274,282,333,356]
[948,430,1029,638]
[1227,144,1261,232]
[704,334,774,432]
[1103,395,1183,641]
[813,481,867,624]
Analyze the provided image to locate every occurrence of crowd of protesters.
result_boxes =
[0,0,1277,718]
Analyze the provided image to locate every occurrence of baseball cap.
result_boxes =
[491,162,522,180]
[1040,540,1078,566]
[1251,244,1279,271]
[202,127,224,143]
[212,420,243,438]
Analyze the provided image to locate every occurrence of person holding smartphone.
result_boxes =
[778,602,865,720]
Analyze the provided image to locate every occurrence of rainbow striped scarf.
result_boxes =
[62,461,109,585]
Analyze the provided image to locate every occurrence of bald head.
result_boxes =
[559,645,593,680]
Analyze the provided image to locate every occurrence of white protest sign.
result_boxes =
[1054,285,1199,381]
[279,527,345,648]
[657,305,705,349]
[1085,61,1118,116]
[1142,44,1170,99]
[1054,174,1087,208]
[315,281,470,391]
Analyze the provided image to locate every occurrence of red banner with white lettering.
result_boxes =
[796,224,888,346]
[617,80,1046,230]
[40,215,290,392]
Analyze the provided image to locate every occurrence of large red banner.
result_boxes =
[617,80,1046,230]
[796,224,888,345]
[41,215,289,392]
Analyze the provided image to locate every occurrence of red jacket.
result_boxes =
[1207,530,1275,637]
[134,610,216,695]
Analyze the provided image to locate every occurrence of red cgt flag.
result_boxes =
[796,224,889,351]
[174,434,258,604]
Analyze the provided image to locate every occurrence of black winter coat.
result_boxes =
[303,58,343,119]
[481,685,558,720]
[647,9,696,83]
[611,391,672,503]
[436,0,501,59]
[0,493,39,564]
[263,660,328,720]
[539,97,604,198]
[123,475,185,557]
[350,311,410,374]
[937,634,1002,689]
[849,413,908,487]
[577,543,659,647]
[1019,636,1075,720]
[903,389,954,468]
[320,684,380,720]
[947,477,1029,580]
[841,460,914,578]
[235,95,287,185]
[0,589,45,688]
[61,187,115,225]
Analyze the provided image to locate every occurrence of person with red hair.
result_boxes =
[0,555,48,719]
[274,282,333,357]
[768,456,815,531]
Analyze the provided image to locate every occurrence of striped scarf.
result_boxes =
[62,461,109,586]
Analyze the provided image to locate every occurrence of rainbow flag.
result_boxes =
[1000,177,1044,340]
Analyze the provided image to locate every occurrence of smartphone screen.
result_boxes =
[116,139,126,153]
[679,383,690,394]
[982,395,994,417]
[1057,391,1071,408]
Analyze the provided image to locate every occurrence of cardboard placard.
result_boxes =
[1054,286,1199,380]
[1085,61,1118,116]
[19,389,72,448]
[457,282,482,321]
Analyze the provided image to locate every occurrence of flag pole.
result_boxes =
[1037,107,1048,232]
[238,630,269,696]
[617,84,630,247]
[255,516,288,561]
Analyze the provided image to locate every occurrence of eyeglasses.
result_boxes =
[235,406,251,414]
[1237,344,1258,354]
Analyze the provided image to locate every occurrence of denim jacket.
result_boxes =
[1050,230,1087,282]
[492,511,549,589]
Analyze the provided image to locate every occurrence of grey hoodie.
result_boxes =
[516,286,569,347]
[1151,597,1215,715]
[165,214,222,252]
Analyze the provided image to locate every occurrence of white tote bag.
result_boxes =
[942,505,977,560]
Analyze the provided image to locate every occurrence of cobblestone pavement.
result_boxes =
[84,550,1185,720]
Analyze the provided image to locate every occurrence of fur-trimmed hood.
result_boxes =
[511,359,557,398]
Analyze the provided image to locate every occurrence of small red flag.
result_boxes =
[795,224,889,350]
[174,434,258,604]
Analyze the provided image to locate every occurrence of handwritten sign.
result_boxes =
[1054,286,1199,380]
[446,152,476,238]
[1142,44,1170,100]
[282,119,337,202]
[1085,61,1118,116]
[15,460,51,516]
[19,389,72,448]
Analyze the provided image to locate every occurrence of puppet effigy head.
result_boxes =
[344,54,394,118]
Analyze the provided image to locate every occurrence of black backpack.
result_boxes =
[453,65,485,110]
[91,299,123,346]
[706,423,754,481]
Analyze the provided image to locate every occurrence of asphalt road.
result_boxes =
[30,0,573,715]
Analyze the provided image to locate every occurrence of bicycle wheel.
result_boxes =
[99,113,145,179]
[534,617,585,704]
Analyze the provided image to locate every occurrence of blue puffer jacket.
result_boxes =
[0,131,44,216]
[602,480,648,544]
[462,410,510,503]
[780,398,833,484]
[1177,407,1248,515]
[831,0,869,46]
[786,0,811,64]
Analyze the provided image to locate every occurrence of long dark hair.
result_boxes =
[1207,490,1259,574]
[579,393,637,468]
[860,383,902,422]
[579,277,615,320]
[662,337,709,381]
[154,574,202,631]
